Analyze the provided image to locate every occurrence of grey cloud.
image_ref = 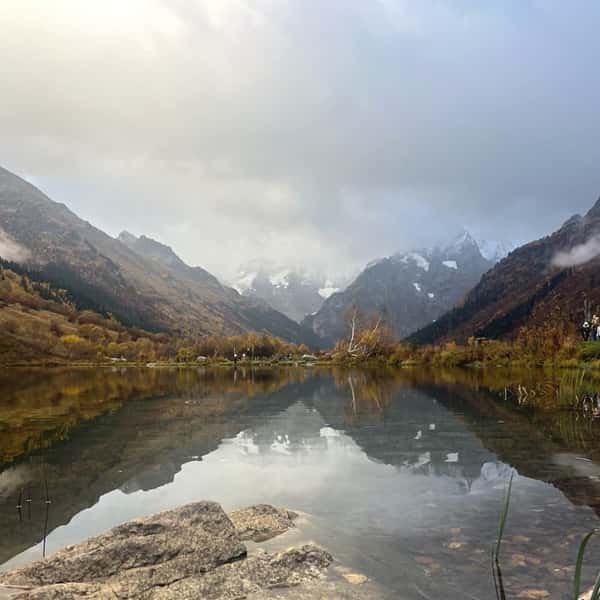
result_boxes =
[0,1,599,279]
[0,228,31,262]
[552,236,600,269]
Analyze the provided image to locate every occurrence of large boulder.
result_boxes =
[0,502,336,599]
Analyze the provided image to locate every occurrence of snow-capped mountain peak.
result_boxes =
[304,235,495,343]
[231,264,348,323]
[476,239,515,263]
[446,230,479,252]
[440,229,514,264]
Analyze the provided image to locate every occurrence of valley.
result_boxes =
[1,163,598,372]
[2,5,599,599]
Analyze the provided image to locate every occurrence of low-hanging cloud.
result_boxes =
[552,236,600,268]
[0,228,31,263]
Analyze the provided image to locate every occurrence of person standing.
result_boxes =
[592,315,599,341]
[582,321,591,341]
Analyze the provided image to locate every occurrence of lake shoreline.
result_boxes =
[3,353,600,370]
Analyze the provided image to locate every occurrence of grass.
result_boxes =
[556,369,588,409]
[492,471,600,600]
[574,529,600,600]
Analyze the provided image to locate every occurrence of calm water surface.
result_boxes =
[2,366,600,599]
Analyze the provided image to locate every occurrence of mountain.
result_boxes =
[476,238,515,263]
[303,232,494,344]
[0,166,317,344]
[117,232,223,290]
[231,264,347,323]
[410,197,600,344]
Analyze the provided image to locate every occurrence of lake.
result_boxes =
[1,366,600,599]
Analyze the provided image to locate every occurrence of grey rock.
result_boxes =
[0,503,334,599]
[151,545,333,600]
[229,504,298,542]
[1,501,245,589]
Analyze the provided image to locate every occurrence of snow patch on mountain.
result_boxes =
[400,252,430,271]
[232,272,257,294]
[305,232,495,342]
[269,269,291,288]
[231,263,350,322]
[443,229,514,264]
[477,239,515,263]
[318,285,339,299]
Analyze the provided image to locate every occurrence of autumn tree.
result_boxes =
[338,307,395,359]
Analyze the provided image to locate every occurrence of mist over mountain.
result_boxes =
[411,197,600,344]
[3,160,586,354]
[303,232,500,345]
[230,263,353,324]
[2,6,600,598]
[0,165,318,345]
[2,2,599,279]
[0,163,526,351]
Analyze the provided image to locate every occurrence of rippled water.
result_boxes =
[2,366,600,598]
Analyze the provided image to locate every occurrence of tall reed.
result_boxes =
[574,529,600,600]
[492,471,514,600]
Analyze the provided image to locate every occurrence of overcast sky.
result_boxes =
[1,1,600,280]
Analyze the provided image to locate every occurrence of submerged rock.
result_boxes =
[0,502,334,599]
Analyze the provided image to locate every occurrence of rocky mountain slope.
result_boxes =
[118,231,223,290]
[0,166,316,344]
[410,197,600,344]
[303,233,495,344]
[231,264,347,323]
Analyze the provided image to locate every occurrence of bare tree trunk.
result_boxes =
[584,298,591,322]
[348,309,358,355]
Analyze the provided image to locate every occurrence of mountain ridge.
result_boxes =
[0,166,318,345]
[409,195,600,344]
[118,231,223,290]
[303,233,496,345]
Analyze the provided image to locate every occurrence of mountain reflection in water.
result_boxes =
[2,366,600,599]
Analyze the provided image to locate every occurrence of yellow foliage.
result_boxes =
[61,334,85,345]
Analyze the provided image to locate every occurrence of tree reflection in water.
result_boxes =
[2,366,600,598]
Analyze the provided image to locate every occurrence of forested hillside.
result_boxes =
[0,262,308,364]
[411,198,600,345]
[0,166,317,345]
